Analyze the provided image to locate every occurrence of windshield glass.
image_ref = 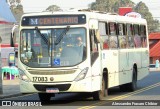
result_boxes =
[20,27,86,67]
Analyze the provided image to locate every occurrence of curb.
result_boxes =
[150,70,160,72]
[0,93,22,99]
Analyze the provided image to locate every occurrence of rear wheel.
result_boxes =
[119,84,127,92]
[93,77,108,100]
[119,68,137,92]
[127,68,137,91]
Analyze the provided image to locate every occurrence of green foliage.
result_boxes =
[8,0,23,22]
[133,2,159,32]
[90,0,116,12]
[89,0,159,33]
[46,5,62,12]
[90,0,134,13]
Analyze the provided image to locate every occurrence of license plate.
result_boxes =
[46,88,59,93]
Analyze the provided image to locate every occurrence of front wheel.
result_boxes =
[38,93,54,102]
[92,77,108,100]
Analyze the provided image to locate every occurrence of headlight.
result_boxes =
[18,69,31,82]
[74,67,89,81]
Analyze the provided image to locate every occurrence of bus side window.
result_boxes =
[126,24,134,48]
[118,23,127,49]
[89,29,98,65]
[90,30,98,52]
[98,22,109,49]
[109,22,118,49]
[109,22,116,36]
[133,24,141,48]
[140,25,147,48]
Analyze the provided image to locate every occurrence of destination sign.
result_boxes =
[21,15,86,26]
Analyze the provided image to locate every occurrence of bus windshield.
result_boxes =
[20,27,86,67]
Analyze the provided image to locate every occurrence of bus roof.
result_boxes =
[22,11,147,25]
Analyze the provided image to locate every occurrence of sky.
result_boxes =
[132,0,160,20]
[21,0,160,20]
[21,0,96,12]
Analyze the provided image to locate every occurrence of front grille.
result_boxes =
[28,70,75,75]
[33,84,71,91]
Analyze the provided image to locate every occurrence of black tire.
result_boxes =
[127,68,137,91]
[119,68,137,92]
[38,93,53,102]
[93,77,108,100]
[119,84,127,92]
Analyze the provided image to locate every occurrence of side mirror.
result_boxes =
[0,36,2,43]
[10,33,14,47]
[10,24,18,47]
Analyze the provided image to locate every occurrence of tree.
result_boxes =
[46,5,62,12]
[89,0,117,12]
[7,0,24,22]
[89,0,134,13]
[134,2,159,32]
[89,0,159,32]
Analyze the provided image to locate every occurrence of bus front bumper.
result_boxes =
[19,77,93,93]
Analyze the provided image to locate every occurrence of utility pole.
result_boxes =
[0,36,2,94]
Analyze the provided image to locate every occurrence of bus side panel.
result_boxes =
[128,49,142,78]
[118,49,132,85]
[141,48,149,68]
[138,48,149,80]
[91,54,101,91]
[102,50,119,88]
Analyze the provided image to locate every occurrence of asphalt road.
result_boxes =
[2,71,160,109]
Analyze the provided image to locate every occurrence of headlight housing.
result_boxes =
[74,67,89,81]
[18,68,31,82]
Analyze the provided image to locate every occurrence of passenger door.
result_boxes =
[90,29,102,91]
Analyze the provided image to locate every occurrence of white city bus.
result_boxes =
[15,10,149,101]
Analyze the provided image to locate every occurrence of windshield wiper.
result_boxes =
[35,27,48,44]
[55,26,70,45]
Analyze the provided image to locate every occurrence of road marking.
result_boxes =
[5,93,35,100]
[78,82,160,109]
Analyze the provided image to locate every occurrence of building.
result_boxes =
[0,0,16,67]
[0,0,16,44]
[149,33,160,64]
